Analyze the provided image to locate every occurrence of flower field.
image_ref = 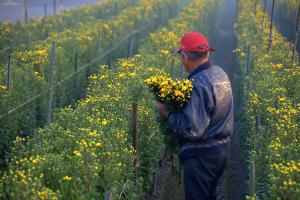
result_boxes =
[0,0,218,199]
[235,0,300,199]
[0,0,136,61]
[0,0,179,170]
[1,0,300,199]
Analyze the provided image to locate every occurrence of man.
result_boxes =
[156,32,233,200]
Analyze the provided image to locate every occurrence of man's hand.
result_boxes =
[155,101,170,118]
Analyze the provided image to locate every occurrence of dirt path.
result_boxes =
[211,0,247,199]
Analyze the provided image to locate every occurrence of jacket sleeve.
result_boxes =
[167,84,214,140]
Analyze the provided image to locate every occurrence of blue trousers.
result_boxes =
[183,149,228,200]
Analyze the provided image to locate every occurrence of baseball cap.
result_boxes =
[174,32,215,54]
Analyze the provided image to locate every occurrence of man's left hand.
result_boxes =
[155,101,170,118]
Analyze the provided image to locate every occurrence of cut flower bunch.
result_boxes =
[145,75,193,111]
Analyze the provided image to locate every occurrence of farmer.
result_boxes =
[155,32,233,200]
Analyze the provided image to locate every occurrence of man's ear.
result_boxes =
[182,52,190,60]
[185,54,192,61]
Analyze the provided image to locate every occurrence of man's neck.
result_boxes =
[188,58,209,72]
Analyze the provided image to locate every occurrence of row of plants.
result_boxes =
[0,0,219,199]
[235,0,300,199]
[0,0,178,169]
[0,0,137,61]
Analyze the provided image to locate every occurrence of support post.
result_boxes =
[132,103,138,180]
[180,64,183,79]
[262,0,267,31]
[6,56,11,92]
[53,0,56,15]
[171,59,175,78]
[246,45,251,92]
[268,0,276,51]
[128,34,134,57]
[236,0,239,22]
[74,51,78,101]
[250,115,260,196]
[104,192,112,200]
[249,161,256,196]
[24,0,28,23]
[44,3,47,18]
[246,45,251,76]
[254,0,257,15]
[46,41,56,125]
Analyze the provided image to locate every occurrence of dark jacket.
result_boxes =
[168,60,233,161]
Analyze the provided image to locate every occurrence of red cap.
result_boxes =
[174,32,215,54]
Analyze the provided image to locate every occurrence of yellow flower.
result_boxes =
[73,151,82,157]
[63,176,72,181]
[118,73,126,79]
[102,119,108,126]
[160,49,170,55]
[17,170,25,177]
[278,96,286,102]
[129,72,137,77]
[240,52,246,57]
[0,85,7,90]
[95,142,102,148]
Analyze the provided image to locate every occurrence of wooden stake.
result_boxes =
[268,0,276,51]
[6,56,11,92]
[236,0,239,21]
[46,41,56,125]
[254,0,257,15]
[74,51,78,101]
[171,59,175,78]
[128,34,134,57]
[24,0,28,23]
[104,191,112,200]
[109,60,114,70]
[262,0,267,31]
[246,45,251,76]
[246,45,251,92]
[132,103,138,180]
[250,115,260,196]
[53,0,56,15]
[44,4,47,18]
[180,64,184,79]
[249,161,256,196]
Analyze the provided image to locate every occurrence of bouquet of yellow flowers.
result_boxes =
[145,75,193,153]
[144,75,193,111]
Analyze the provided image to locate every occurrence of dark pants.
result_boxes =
[183,150,228,200]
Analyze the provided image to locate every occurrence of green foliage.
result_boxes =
[235,0,300,198]
[0,0,178,170]
[0,0,220,199]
